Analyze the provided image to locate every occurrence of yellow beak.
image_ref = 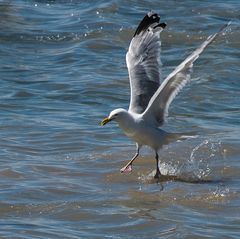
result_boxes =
[100,117,111,126]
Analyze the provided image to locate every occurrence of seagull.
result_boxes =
[100,12,229,179]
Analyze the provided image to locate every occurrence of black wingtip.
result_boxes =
[133,12,166,37]
[159,22,167,29]
[153,22,167,30]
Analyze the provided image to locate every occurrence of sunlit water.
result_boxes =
[0,1,239,238]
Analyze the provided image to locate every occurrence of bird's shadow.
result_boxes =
[142,173,224,185]
[141,174,226,191]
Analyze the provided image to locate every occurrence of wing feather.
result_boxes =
[143,22,230,126]
[127,12,166,114]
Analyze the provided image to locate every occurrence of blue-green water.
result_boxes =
[0,1,239,238]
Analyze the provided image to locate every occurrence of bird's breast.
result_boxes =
[126,124,168,150]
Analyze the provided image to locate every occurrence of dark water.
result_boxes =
[0,1,239,238]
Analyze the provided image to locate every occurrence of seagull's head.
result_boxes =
[100,108,129,126]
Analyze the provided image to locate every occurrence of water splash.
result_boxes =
[183,139,223,180]
[209,186,230,200]
[141,138,224,183]
[159,161,179,176]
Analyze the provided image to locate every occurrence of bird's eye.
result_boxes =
[115,114,118,117]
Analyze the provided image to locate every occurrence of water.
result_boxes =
[0,1,239,238]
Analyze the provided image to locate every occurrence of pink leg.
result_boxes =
[120,144,140,173]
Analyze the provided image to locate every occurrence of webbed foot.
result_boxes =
[120,164,132,173]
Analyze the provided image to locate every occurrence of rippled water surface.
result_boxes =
[0,1,239,238]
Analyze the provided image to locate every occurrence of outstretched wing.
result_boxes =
[142,22,230,126]
[127,12,166,114]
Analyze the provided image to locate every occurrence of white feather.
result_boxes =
[142,23,229,126]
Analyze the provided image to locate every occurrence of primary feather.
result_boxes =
[143,23,230,126]
[127,12,166,114]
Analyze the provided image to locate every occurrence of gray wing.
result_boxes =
[143,22,230,126]
[127,12,166,114]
